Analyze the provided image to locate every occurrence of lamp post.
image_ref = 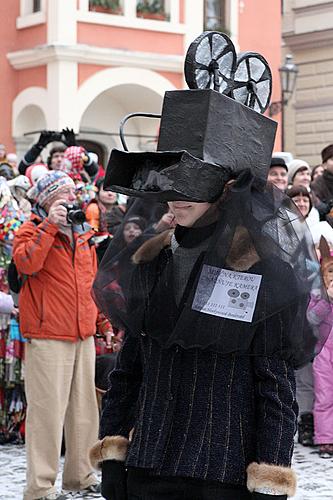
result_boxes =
[269,54,298,151]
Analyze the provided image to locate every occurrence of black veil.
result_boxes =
[93,171,328,368]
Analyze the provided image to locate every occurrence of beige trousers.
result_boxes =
[23,336,99,500]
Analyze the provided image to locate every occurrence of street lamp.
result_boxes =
[269,54,298,151]
[269,54,298,117]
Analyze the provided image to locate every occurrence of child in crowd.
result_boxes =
[307,237,333,457]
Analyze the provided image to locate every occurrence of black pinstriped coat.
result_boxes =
[100,332,297,486]
[99,229,298,489]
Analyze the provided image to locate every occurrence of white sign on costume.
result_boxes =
[192,265,262,323]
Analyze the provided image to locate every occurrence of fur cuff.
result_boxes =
[89,435,129,470]
[247,462,297,497]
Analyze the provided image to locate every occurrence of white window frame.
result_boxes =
[78,0,184,34]
[17,0,46,29]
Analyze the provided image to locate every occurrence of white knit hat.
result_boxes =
[288,159,311,184]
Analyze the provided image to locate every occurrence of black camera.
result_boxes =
[62,204,86,225]
[51,131,64,142]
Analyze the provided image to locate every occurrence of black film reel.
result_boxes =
[230,52,272,113]
[184,31,237,95]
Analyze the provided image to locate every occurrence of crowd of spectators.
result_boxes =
[268,148,333,459]
[1,131,333,497]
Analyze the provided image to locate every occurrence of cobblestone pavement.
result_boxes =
[0,443,333,499]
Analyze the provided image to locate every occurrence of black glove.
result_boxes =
[62,127,77,147]
[36,130,58,148]
[252,493,287,500]
[101,460,127,500]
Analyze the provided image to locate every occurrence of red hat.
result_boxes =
[64,146,87,175]
[25,164,49,185]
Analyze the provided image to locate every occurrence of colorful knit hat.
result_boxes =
[33,171,75,207]
[63,146,87,175]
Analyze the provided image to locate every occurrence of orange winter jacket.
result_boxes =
[13,214,101,342]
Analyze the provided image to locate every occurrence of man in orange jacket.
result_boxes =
[13,171,111,500]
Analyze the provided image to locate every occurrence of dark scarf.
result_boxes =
[174,222,217,248]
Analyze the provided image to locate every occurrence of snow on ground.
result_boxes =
[0,444,100,499]
[0,443,333,499]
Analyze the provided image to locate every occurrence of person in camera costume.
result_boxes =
[90,34,328,500]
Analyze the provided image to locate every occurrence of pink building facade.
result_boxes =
[0,0,282,164]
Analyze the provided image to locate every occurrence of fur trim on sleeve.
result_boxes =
[89,435,129,469]
[247,462,297,497]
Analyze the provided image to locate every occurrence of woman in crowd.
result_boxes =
[287,186,333,248]
[288,159,312,190]
[86,177,127,236]
[311,164,324,183]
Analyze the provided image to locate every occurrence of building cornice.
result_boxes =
[7,43,183,73]
[293,0,333,15]
[283,28,333,50]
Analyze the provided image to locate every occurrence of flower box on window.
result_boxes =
[136,0,168,21]
[89,0,123,15]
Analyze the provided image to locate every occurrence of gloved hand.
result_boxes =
[36,130,58,148]
[101,460,127,500]
[252,493,287,500]
[62,127,77,146]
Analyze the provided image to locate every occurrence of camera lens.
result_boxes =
[67,208,86,225]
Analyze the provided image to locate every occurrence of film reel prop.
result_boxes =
[184,32,273,114]
[184,31,237,95]
[231,52,272,113]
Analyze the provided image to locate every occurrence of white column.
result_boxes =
[46,61,79,131]
[46,0,79,131]
[47,0,77,44]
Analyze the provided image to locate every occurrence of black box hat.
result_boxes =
[104,32,277,202]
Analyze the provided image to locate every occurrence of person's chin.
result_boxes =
[177,219,193,227]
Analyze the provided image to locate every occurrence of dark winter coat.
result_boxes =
[93,230,298,498]
[100,332,297,487]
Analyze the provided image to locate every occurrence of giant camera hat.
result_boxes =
[104,31,277,202]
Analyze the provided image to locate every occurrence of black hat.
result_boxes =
[124,216,147,232]
[270,157,288,171]
[321,144,333,164]
[103,32,277,202]
[104,90,277,202]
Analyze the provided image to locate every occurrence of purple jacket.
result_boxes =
[307,292,333,346]
[308,292,333,444]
